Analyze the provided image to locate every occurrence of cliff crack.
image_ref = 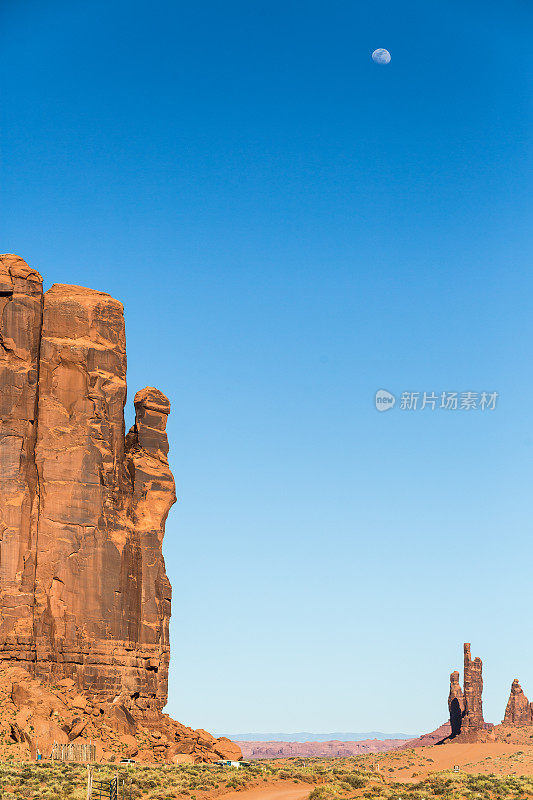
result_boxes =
[30,287,44,664]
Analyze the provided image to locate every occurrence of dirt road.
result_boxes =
[215,782,311,800]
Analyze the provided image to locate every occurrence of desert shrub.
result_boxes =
[362,788,389,799]
[308,786,343,800]
[226,773,249,790]
[343,773,367,789]
[278,768,316,783]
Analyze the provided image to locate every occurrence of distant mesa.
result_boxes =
[235,738,411,760]
[225,732,414,742]
[228,731,416,758]
[0,254,241,764]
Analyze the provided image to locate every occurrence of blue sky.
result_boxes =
[1,0,532,735]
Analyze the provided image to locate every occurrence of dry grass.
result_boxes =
[5,753,533,800]
[0,760,261,800]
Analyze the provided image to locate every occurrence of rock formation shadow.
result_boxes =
[449,697,463,738]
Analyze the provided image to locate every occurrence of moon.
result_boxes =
[372,48,391,65]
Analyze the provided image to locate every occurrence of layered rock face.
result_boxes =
[0,263,174,716]
[504,680,533,725]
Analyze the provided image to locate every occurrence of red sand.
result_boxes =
[216,783,310,800]
[369,741,533,782]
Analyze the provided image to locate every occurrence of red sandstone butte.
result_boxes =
[0,254,241,762]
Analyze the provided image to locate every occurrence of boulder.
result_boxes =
[119,734,139,757]
[171,752,195,764]
[173,737,197,755]
[215,736,244,760]
[68,719,88,741]
[196,728,217,746]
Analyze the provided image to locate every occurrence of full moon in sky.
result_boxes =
[372,48,391,65]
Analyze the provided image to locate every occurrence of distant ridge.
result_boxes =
[222,732,414,742]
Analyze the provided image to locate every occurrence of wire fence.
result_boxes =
[87,769,132,800]
[87,765,120,800]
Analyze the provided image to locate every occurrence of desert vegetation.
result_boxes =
[3,757,533,800]
[267,759,533,799]
[0,760,268,800]
[303,768,533,799]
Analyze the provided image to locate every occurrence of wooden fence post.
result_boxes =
[86,763,93,800]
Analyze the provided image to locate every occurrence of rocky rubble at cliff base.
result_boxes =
[0,664,241,763]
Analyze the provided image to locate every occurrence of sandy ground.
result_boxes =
[367,741,533,782]
[215,783,310,800]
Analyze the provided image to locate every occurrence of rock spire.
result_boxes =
[448,670,464,736]
[503,679,533,725]
[461,642,484,734]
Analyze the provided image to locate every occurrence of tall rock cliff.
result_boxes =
[0,254,241,763]
[0,256,171,717]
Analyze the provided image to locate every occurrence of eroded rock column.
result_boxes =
[448,670,465,736]
[462,642,484,734]
[125,387,176,715]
